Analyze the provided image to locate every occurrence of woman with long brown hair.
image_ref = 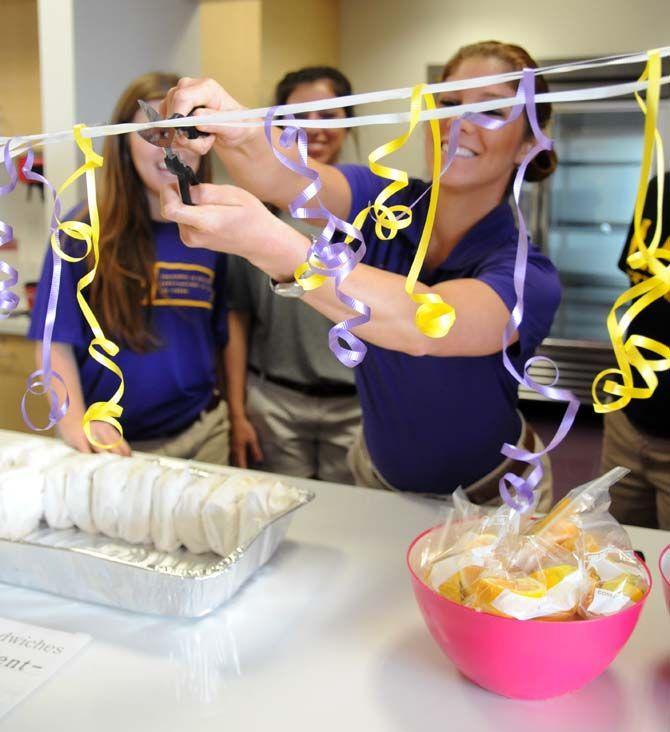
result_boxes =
[160,40,562,505]
[29,72,230,463]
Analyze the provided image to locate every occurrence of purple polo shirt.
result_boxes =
[339,164,561,493]
[28,214,228,441]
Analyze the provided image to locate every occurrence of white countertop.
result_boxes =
[0,468,668,731]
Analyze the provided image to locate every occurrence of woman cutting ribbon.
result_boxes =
[160,41,562,507]
[29,72,231,463]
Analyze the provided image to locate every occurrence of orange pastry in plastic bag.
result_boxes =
[467,575,547,618]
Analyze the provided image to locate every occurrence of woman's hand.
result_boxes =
[160,77,253,156]
[160,183,307,280]
[88,421,132,456]
[230,414,263,469]
[58,419,131,457]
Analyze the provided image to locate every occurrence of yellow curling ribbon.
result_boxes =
[592,51,670,413]
[296,84,455,337]
[50,125,125,449]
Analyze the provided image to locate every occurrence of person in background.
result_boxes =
[224,67,361,482]
[160,40,562,509]
[28,72,230,464]
[600,171,670,530]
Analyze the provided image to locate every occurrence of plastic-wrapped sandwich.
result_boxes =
[117,461,164,544]
[91,457,138,539]
[151,467,192,552]
[65,453,121,534]
[0,436,303,558]
[44,453,83,529]
[421,468,649,621]
[0,467,45,541]
[175,473,229,554]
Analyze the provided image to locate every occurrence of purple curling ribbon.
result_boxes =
[21,147,70,430]
[496,71,580,512]
[409,71,580,511]
[0,142,69,430]
[264,108,370,367]
[0,142,21,318]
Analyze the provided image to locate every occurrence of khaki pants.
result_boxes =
[131,400,230,466]
[247,372,361,483]
[347,418,553,513]
[601,409,670,530]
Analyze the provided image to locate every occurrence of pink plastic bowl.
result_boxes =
[660,544,670,615]
[407,526,652,700]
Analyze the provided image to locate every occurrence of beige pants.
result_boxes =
[131,400,230,465]
[601,409,670,530]
[347,418,553,512]
[246,372,361,483]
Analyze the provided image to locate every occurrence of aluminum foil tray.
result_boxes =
[0,488,313,618]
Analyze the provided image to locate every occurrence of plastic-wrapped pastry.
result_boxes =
[202,481,242,557]
[268,481,302,515]
[0,467,45,540]
[0,436,304,557]
[65,453,120,533]
[467,574,548,618]
[90,457,137,538]
[43,453,82,529]
[524,467,627,545]
[421,468,648,622]
[580,547,648,617]
[117,461,164,544]
[150,467,192,552]
[0,437,53,470]
[26,442,76,472]
[174,474,223,554]
[238,488,269,546]
[427,532,500,604]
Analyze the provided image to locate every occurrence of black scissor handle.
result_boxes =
[170,108,209,139]
[165,154,200,206]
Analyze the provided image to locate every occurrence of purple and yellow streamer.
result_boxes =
[495,72,580,511]
[48,126,125,449]
[406,73,580,511]
[347,84,455,338]
[0,141,70,430]
[264,108,370,367]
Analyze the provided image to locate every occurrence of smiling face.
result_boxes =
[426,55,531,202]
[286,80,348,164]
[129,99,202,199]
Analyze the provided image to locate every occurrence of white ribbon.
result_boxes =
[2,47,670,160]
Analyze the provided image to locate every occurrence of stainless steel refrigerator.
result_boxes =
[519,57,670,404]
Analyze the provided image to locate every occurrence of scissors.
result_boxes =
[137,99,206,205]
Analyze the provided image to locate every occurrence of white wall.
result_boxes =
[339,0,670,177]
[26,0,201,287]
[73,0,201,129]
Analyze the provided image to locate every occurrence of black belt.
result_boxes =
[204,391,222,413]
[249,365,357,398]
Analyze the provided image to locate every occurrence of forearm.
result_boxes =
[213,129,350,220]
[161,185,514,358]
[261,229,514,358]
[223,310,251,419]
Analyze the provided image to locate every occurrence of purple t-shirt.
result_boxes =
[28,216,228,441]
[339,164,561,493]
